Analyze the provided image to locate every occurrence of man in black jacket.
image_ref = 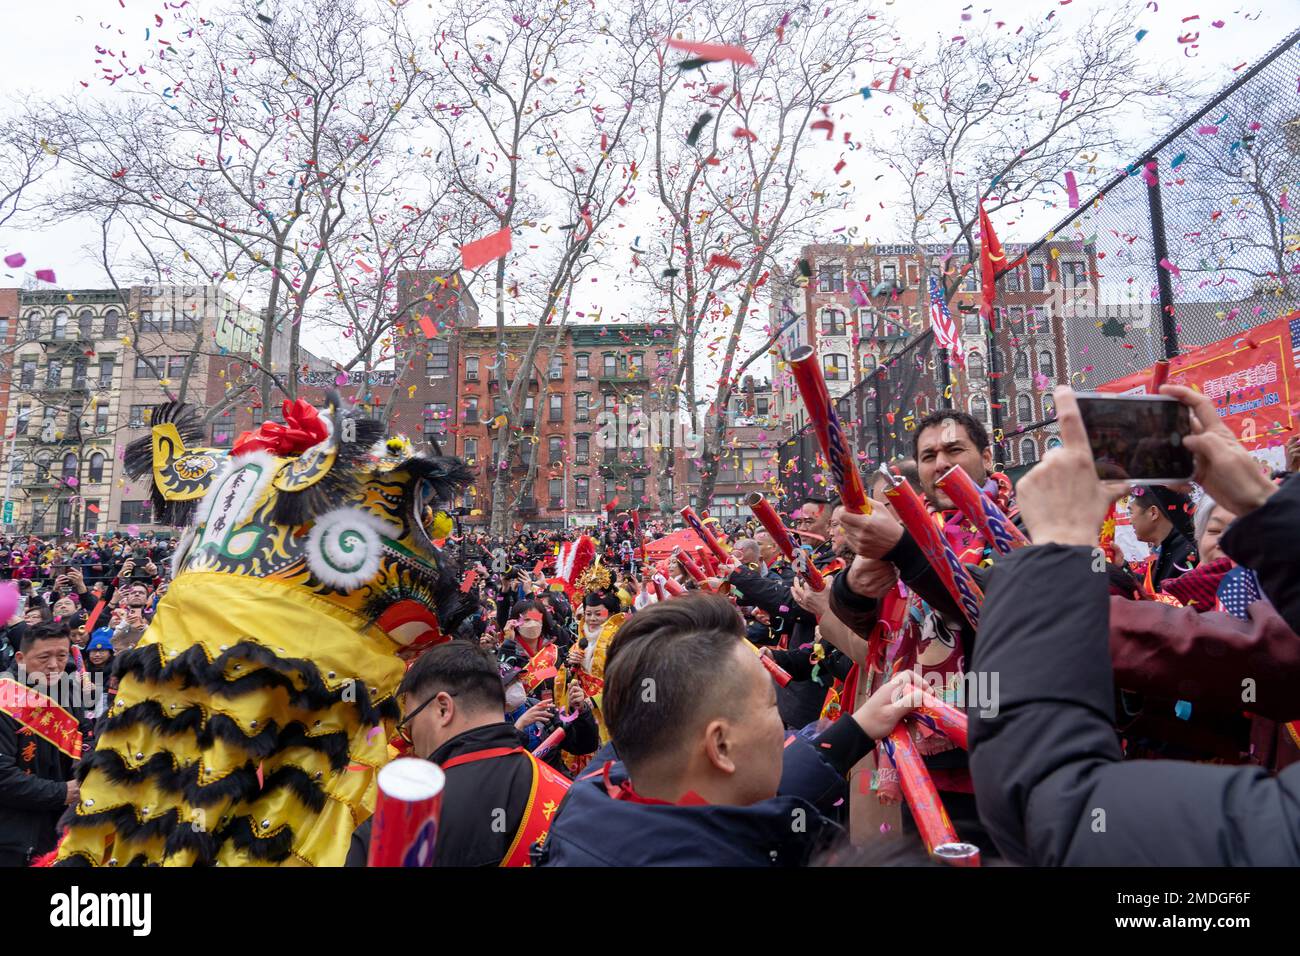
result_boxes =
[969,385,1300,865]
[346,641,557,867]
[1,621,83,866]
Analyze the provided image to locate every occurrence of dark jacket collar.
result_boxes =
[427,721,521,764]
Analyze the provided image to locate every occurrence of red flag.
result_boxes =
[978,202,1004,329]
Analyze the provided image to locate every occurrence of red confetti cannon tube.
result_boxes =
[745,492,826,591]
[367,758,446,867]
[879,467,984,631]
[681,506,730,564]
[531,726,567,761]
[882,725,980,866]
[934,464,1028,557]
[673,547,709,585]
[696,546,719,576]
[786,346,872,515]
[654,572,687,597]
[914,690,969,751]
[748,640,792,686]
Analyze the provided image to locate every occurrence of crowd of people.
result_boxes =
[3,384,1299,867]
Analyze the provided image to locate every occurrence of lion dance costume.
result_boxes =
[55,396,474,866]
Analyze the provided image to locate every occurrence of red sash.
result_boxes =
[0,676,83,759]
[519,643,558,694]
[439,745,571,867]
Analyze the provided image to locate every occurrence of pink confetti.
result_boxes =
[1064,170,1079,208]
[35,269,56,283]
[1159,257,1181,278]
[334,371,349,386]
[3,253,25,268]
[126,524,140,537]
[1197,125,1219,135]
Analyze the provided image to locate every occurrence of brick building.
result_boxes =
[684,375,781,520]
[774,241,1079,467]
[2,289,129,535]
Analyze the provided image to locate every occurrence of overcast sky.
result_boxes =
[0,0,1293,377]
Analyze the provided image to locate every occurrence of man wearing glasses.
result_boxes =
[345,642,570,867]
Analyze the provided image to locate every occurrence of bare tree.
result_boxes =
[426,0,654,536]
[635,0,889,509]
[28,0,441,419]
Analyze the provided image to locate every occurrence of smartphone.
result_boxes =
[1074,392,1194,484]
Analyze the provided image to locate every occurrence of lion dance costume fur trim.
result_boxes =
[54,395,475,867]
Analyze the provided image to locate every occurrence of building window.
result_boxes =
[463,396,479,422]
[575,476,589,508]
[102,310,119,340]
[523,396,535,427]
[78,311,94,339]
[756,396,770,417]
[1020,438,1038,463]
[1013,351,1029,378]
[628,353,645,377]
[576,354,590,379]
[172,310,200,332]
[882,264,897,286]
[428,341,450,377]
[134,356,156,379]
[24,312,40,339]
[602,393,616,413]
[575,434,589,464]
[1030,263,1045,291]
[1044,395,1056,419]
[630,476,646,501]
[167,355,186,381]
[44,360,62,389]
[1016,394,1032,421]
[210,408,235,446]
[971,396,988,423]
[424,402,449,439]
[52,312,68,340]
[1064,261,1087,288]
[576,393,590,422]
[548,435,564,463]
[1034,310,1051,336]
[1004,268,1021,293]
[962,311,981,336]
[72,358,88,390]
[20,359,36,388]
[84,500,100,532]
[817,265,844,292]
[602,353,617,378]
[820,309,846,336]
[1038,350,1055,378]
[120,500,153,525]
[967,353,985,380]
[548,478,564,509]
[98,357,114,389]
[16,404,30,436]
[465,355,479,381]
[1007,306,1025,329]
[548,355,563,380]
[852,266,873,287]
[95,404,110,434]
[549,393,563,422]
[822,354,848,381]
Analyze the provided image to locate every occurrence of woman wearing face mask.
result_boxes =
[502,658,599,777]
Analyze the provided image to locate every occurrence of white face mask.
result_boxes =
[505,681,527,711]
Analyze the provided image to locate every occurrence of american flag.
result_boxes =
[1289,312,1300,371]
[928,276,965,368]
[1215,566,1264,619]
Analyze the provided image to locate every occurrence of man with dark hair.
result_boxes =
[828,408,1022,854]
[345,640,569,867]
[1,620,83,866]
[1126,484,1197,591]
[536,593,925,866]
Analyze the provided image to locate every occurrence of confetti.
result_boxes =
[686,112,714,146]
[459,227,511,270]
[3,253,25,268]
[35,269,56,283]
[664,37,756,68]
[1064,170,1079,208]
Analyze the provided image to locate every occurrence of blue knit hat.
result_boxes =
[86,628,115,653]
